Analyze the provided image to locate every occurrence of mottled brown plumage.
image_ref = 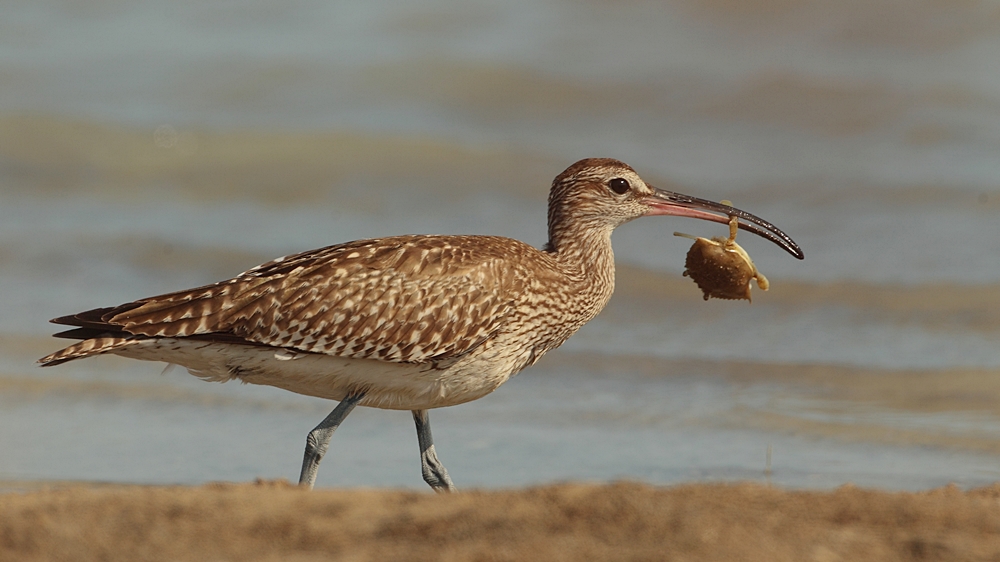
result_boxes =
[39,158,803,491]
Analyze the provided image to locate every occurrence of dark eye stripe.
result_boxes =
[609,178,630,194]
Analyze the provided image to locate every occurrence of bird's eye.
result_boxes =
[608,178,630,194]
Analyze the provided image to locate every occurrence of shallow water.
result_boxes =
[1,0,999,490]
[4,350,999,491]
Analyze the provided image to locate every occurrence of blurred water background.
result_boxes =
[2,0,1000,490]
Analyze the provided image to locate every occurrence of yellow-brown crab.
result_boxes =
[674,202,769,302]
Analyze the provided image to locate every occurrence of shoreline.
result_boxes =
[3,479,999,561]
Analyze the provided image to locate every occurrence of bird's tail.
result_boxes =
[38,336,136,367]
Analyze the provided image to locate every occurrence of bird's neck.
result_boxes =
[544,222,617,314]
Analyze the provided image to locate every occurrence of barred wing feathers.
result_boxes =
[43,236,525,366]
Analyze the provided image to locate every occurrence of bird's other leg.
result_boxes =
[412,409,457,493]
[298,391,365,489]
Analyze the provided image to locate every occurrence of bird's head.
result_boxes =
[546,158,803,259]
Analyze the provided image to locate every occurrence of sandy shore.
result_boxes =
[2,479,999,561]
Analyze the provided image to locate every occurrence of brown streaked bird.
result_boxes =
[39,158,804,492]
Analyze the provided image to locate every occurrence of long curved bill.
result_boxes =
[643,187,804,259]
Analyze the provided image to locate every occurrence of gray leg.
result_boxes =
[298,391,365,489]
[412,409,456,493]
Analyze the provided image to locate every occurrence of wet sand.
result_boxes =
[3,479,999,561]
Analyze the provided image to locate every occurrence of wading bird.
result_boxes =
[40,158,803,491]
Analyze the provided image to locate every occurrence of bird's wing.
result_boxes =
[54,236,522,364]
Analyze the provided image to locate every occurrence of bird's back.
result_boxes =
[43,235,545,363]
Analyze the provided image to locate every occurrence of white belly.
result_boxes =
[112,338,527,410]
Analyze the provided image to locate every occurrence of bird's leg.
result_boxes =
[298,391,365,489]
[412,409,457,493]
